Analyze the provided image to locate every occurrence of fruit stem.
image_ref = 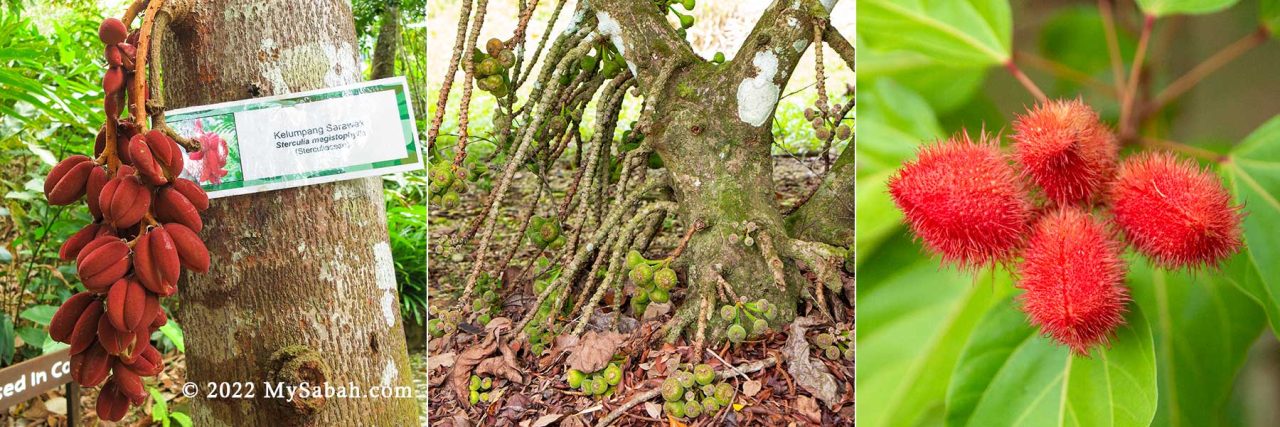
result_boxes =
[129,0,167,131]
[662,219,705,264]
[1015,50,1117,97]
[1146,26,1268,116]
[1004,61,1048,103]
[1139,137,1224,162]
[1097,0,1126,97]
[1119,14,1155,139]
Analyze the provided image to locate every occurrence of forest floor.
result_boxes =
[426,155,855,426]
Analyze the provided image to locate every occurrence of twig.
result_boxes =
[1098,0,1125,94]
[594,356,778,427]
[662,220,704,263]
[1004,61,1047,102]
[1016,50,1116,96]
[1120,15,1155,138]
[1140,137,1223,162]
[1148,27,1268,115]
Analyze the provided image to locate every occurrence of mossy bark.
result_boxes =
[160,0,418,424]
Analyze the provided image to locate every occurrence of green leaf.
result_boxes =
[149,387,169,420]
[854,80,942,259]
[1224,115,1280,335]
[1137,0,1240,16]
[1129,256,1264,426]
[1,317,13,365]
[856,237,1012,427]
[42,338,68,355]
[1263,0,1280,35]
[945,298,1156,427]
[19,305,58,326]
[15,326,47,349]
[171,412,193,427]
[160,321,185,353]
[858,39,988,114]
[859,0,1012,66]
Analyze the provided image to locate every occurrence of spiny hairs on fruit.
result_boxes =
[1018,207,1129,356]
[888,131,1033,270]
[1110,151,1243,270]
[1012,99,1118,206]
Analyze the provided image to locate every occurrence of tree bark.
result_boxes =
[587,0,844,334]
[787,147,854,248]
[370,0,401,80]
[159,0,418,424]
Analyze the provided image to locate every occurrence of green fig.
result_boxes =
[693,364,714,385]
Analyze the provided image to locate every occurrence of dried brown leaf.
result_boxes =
[566,330,627,372]
[448,334,499,406]
[783,317,839,408]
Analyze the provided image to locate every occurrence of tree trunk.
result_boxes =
[370,0,401,80]
[787,147,854,248]
[159,1,418,424]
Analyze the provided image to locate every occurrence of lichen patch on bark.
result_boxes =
[736,51,780,127]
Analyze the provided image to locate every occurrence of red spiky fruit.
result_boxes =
[1018,207,1129,355]
[1012,99,1118,206]
[1110,152,1243,269]
[888,131,1033,269]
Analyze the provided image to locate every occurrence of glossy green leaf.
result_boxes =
[857,237,1012,427]
[854,80,941,259]
[19,305,58,326]
[160,321,186,353]
[1224,115,1280,336]
[1,317,13,365]
[1137,0,1241,16]
[15,326,47,350]
[1129,256,1264,426]
[946,298,1156,427]
[860,0,1012,66]
[858,38,988,114]
[1263,0,1280,35]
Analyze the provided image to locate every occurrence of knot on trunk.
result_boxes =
[269,345,331,415]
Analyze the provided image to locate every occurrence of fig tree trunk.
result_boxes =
[590,0,845,335]
[159,0,418,424]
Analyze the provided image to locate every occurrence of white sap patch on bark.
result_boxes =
[794,39,809,53]
[381,358,398,388]
[322,41,359,87]
[567,8,587,32]
[381,292,397,327]
[788,17,799,28]
[736,51,780,127]
[374,242,396,291]
[596,12,635,75]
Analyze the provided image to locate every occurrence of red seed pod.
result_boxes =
[1111,152,1244,269]
[129,134,168,186]
[117,43,137,70]
[99,174,151,229]
[125,342,164,376]
[86,165,109,219]
[151,309,168,329]
[104,44,123,67]
[68,299,104,355]
[171,178,209,211]
[137,291,161,329]
[75,236,130,292]
[1012,99,1118,206]
[888,131,1033,269]
[155,186,203,232]
[44,155,95,205]
[96,380,130,422]
[135,228,180,296]
[145,129,183,175]
[103,66,124,95]
[50,292,97,343]
[165,223,210,272]
[1018,208,1129,355]
[106,278,149,332]
[96,313,136,356]
[60,223,102,261]
[70,342,112,387]
[112,360,148,405]
[116,121,139,164]
[98,18,127,45]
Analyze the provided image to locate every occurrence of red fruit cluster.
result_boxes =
[888,131,1032,270]
[1017,208,1129,355]
[890,99,1245,355]
[40,18,212,422]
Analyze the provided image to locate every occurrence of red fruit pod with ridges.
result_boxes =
[86,165,109,219]
[50,292,97,343]
[887,131,1033,269]
[106,278,148,332]
[59,223,102,261]
[96,313,136,356]
[44,155,94,205]
[1110,152,1244,269]
[125,342,164,376]
[100,174,151,229]
[96,380,130,422]
[129,134,168,186]
[116,43,136,70]
[104,44,122,66]
[75,236,130,292]
[135,228,180,296]
[165,223,210,272]
[1018,208,1129,355]
[151,309,168,329]
[68,299,104,355]
[103,67,124,95]
[98,18,127,45]
[112,361,148,405]
[171,178,208,211]
[145,129,183,176]
[155,186,203,232]
[1012,99,1118,206]
[70,342,111,387]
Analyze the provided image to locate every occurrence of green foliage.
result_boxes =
[1224,115,1280,337]
[149,387,194,427]
[1137,0,1241,16]
[859,0,1012,66]
[945,299,1156,427]
[385,172,428,325]
[1264,0,1280,35]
